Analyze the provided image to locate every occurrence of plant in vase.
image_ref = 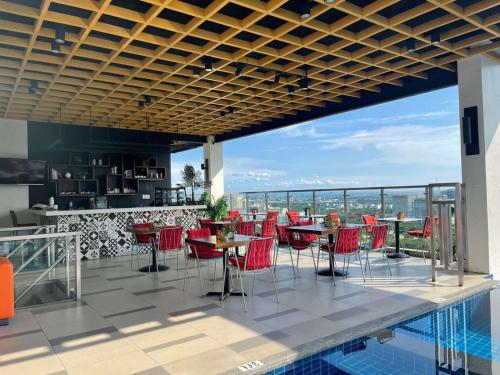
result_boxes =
[250,207,257,215]
[322,215,340,228]
[396,212,405,221]
[200,192,228,221]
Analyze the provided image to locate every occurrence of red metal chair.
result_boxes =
[130,222,153,268]
[286,211,301,224]
[297,219,318,242]
[404,216,438,262]
[228,210,240,218]
[287,228,317,277]
[199,218,216,234]
[328,212,339,221]
[183,228,223,295]
[362,214,377,233]
[259,219,276,238]
[361,224,391,278]
[157,226,184,271]
[317,226,364,284]
[266,211,279,221]
[225,237,278,311]
[236,221,254,236]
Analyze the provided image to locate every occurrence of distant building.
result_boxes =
[413,198,427,218]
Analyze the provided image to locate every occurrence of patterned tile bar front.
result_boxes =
[32,206,205,260]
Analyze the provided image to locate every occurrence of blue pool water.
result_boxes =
[268,287,500,374]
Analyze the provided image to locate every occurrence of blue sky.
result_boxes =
[172,86,461,193]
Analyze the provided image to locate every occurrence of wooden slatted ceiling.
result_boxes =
[0,0,498,137]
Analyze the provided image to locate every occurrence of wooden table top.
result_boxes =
[286,223,368,235]
[126,226,161,235]
[185,234,253,249]
[210,220,263,226]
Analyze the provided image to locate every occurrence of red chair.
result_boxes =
[361,224,391,278]
[184,228,223,295]
[236,221,254,236]
[404,216,438,262]
[317,226,364,284]
[266,211,279,221]
[199,218,216,235]
[286,211,301,224]
[157,226,184,271]
[328,212,339,221]
[297,219,318,242]
[259,219,276,238]
[362,214,377,233]
[228,210,240,218]
[275,223,293,246]
[225,237,278,311]
[287,229,317,277]
[130,222,153,268]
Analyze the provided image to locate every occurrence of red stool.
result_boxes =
[0,257,14,325]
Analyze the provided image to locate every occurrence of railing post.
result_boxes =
[264,192,269,212]
[65,236,71,298]
[455,183,464,286]
[380,188,385,218]
[343,190,348,220]
[312,191,317,214]
[245,193,249,212]
[75,234,81,300]
[286,191,290,211]
[427,185,437,282]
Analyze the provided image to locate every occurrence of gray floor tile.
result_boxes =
[323,306,371,322]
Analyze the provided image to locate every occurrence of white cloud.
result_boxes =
[317,123,460,167]
[354,111,454,125]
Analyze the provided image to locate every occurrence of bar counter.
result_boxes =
[32,205,205,260]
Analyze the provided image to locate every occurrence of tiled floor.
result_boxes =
[0,248,493,375]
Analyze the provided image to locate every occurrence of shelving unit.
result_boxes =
[49,152,167,198]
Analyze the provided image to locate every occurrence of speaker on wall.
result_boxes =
[462,106,479,156]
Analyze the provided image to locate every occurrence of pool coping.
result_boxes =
[221,277,498,375]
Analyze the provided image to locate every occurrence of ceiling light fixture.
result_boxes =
[51,40,60,54]
[192,66,201,77]
[55,26,65,44]
[274,72,281,84]
[220,111,225,117]
[324,0,335,4]
[406,38,416,53]
[139,101,145,108]
[300,71,309,91]
[235,63,245,76]
[144,95,152,105]
[299,1,312,20]
[431,31,441,46]
[203,57,213,72]
[228,106,234,114]
[287,85,295,95]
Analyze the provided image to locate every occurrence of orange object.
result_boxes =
[0,257,14,325]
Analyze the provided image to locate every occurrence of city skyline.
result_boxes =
[172,86,461,193]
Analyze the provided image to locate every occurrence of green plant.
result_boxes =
[180,164,203,203]
[200,193,228,220]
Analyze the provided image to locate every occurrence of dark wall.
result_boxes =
[28,122,171,209]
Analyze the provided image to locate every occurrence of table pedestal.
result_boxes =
[387,221,409,259]
[316,234,348,277]
[139,240,169,273]
[206,248,247,301]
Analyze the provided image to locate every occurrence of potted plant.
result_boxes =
[322,215,340,228]
[396,211,405,221]
[250,206,258,215]
[200,193,228,221]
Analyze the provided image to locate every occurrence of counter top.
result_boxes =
[31,205,206,217]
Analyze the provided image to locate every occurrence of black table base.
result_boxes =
[316,234,349,277]
[206,290,247,301]
[389,220,409,259]
[387,252,409,259]
[206,247,248,301]
[139,264,169,273]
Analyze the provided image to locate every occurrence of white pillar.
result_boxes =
[458,55,500,276]
[203,136,224,200]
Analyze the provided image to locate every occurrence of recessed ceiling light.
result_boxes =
[192,66,201,77]
[431,31,441,46]
[51,40,60,54]
[300,2,311,20]
[300,76,309,91]
[287,85,295,95]
[55,26,65,44]
[324,0,335,4]
[406,38,416,53]
[203,57,213,72]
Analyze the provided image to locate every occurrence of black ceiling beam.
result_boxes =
[214,67,458,143]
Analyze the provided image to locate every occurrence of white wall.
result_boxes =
[0,118,32,227]
[203,136,224,200]
[458,55,500,276]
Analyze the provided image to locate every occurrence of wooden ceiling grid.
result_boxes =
[0,0,498,137]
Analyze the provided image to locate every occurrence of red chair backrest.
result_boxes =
[328,212,339,221]
[287,211,300,224]
[243,237,273,270]
[275,223,293,244]
[187,227,210,239]
[335,227,361,254]
[423,216,439,238]
[237,221,254,236]
[371,225,389,250]
[261,219,275,238]
[228,210,240,218]
[298,219,317,241]
[199,218,215,228]
[362,214,377,233]
[158,226,183,252]
[266,211,279,221]
[133,222,153,244]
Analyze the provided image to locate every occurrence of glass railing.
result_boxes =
[226,183,461,254]
[0,226,81,308]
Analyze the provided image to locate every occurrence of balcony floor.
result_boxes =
[1,249,494,375]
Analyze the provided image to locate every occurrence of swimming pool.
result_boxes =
[267,287,499,374]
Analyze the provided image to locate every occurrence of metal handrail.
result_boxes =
[6,226,53,259]
[0,224,55,233]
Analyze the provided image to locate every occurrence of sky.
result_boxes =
[172,86,461,193]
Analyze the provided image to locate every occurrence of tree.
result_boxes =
[181,164,203,203]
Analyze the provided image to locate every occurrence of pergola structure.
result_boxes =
[0,0,498,145]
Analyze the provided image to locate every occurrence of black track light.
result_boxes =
[287,85,295,95]
[431,31,441,46]
[144,95,152,105]
[274,72,281,84]
[324,0,335,4]
[51,40,60,54]
[55,26,65,44]
[203,57,213,72]
[228,106,234,114]
[406,38,416,53]
[235,63,245,76]
[299,74,309,91]
[300,1,312,20]
[29,80,38,95]
[220,111,225,117]
[192,66,201,77]
[139,101,145,108]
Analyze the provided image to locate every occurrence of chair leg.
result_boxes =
[270,268,280,303]
[310,246,317,272]
[315,246,321,280]
[288,246,296,278]
[237,267,247,312]
[182,256,189,291]
[365,252,373,280]
[176,250,179,270]
[329,252,336,286]
[357,252,366,282]
[251,272,256,296]
[195,257,204,296]
[384,248,392,276]
[221,255,227,303]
